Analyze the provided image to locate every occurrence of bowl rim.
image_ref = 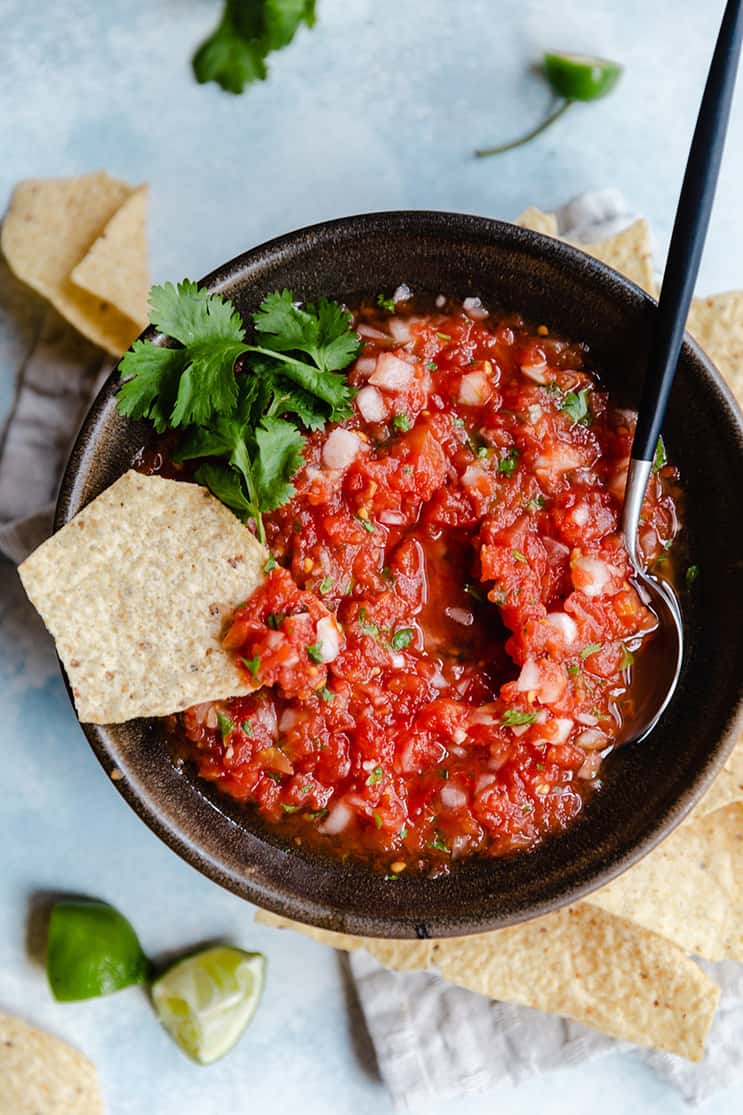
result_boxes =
[55,209,743,938]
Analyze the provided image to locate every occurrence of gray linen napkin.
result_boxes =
[2,191,739,1111]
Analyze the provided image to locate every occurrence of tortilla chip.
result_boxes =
[578,218,655,293]
[694,738,743,818]
[256,907,719,1060]
[71,186,149,327]
[686,291,743,403]
[0,1012,104,1115]
[515,207,559,237]
[587,804,743,962]
[18,471,266,723]
[435,907,718,1061]
[1,171,143,356]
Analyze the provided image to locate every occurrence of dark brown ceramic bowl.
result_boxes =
[57,211,743,938]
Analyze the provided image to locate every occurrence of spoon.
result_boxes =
[617,0,743,744]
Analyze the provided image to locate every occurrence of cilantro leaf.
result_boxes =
[314,298,363,372]
[254,417,306,511]
[117,280,359,539]
[148,281,245,347]
[117,282,245,429]
[501,709,537,726]
[652,435,667,473]
[265,377,328,431]
[194,463,253,518]
[252,290,359,418]
[116,343,188,433]
[561,388,591,425]
[193,0,315,95]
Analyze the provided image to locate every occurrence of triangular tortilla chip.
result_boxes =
[515,207,559,237]
[256,906,719,1061]
[71,186,149,328]
[577,218,655,293]
[687,290,743,403]
[19,471,266,723]
[1,171,142,356]
[587,803,743,962]
[0,1012,104,1115]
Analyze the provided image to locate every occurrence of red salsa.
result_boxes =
[170,296,681,875]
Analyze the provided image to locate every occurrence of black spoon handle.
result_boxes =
[631,0,743,463]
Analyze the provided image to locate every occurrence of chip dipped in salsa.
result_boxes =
[154,293,681,876]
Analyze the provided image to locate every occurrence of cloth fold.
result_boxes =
[1,189,739,1112]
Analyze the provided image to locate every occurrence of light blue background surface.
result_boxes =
[2,2,742,1112]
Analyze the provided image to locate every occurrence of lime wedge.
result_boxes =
[47,899,150,1001]
[543,52,623,102]
[151,946,266,1064]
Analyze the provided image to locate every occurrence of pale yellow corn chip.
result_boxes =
[693,739,743,818]
[256,906,719,1060]
[578,218,655,293]
[587,804,743,962]
[0,1012,104,1115]
[515,207,559,237]
[71,185,149,328]
[687,291,743,404]
[19,471,266,723]
[1,171,142,355]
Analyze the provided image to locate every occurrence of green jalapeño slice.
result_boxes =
[476,51,623,157]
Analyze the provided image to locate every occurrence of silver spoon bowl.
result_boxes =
[617,458,684,745]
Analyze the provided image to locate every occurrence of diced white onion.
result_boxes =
[458,370,492,406]
[370,352,414,390]
[542,536,571,561]
[463,296,489,320]
[527,404,543,424]
[576,712,599,726]
[571,555,614,597]
[379,509,406,525]
[390,653,406,668]
[469,703,499,727]
[322,428,362,470]
[515,658,541,692]
[445,606,474,627]
[476,773,497,793]
[393,283,412,303]
[577,752,603,779]
[440,784,468,809]
[278,708,300,731]
[575,728,607,750]
[521,357,549,384]
[435,294,446,308]
[356,385,387,422]
[319,801,353,834]
[510,723,530,737]
[354,356,379,379]
[546,612,578,645]
[536,443,584,472]
[572,503,590,526]
[551,717,574,743]
[314,616,341,663]
[387,317,411,343]
[255,700,278,737]
[357,323,390,342]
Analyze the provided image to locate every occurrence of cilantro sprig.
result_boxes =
[117,282,360,542]
[193,0,316,95]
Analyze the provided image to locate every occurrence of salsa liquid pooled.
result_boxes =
[162,296,681,876]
